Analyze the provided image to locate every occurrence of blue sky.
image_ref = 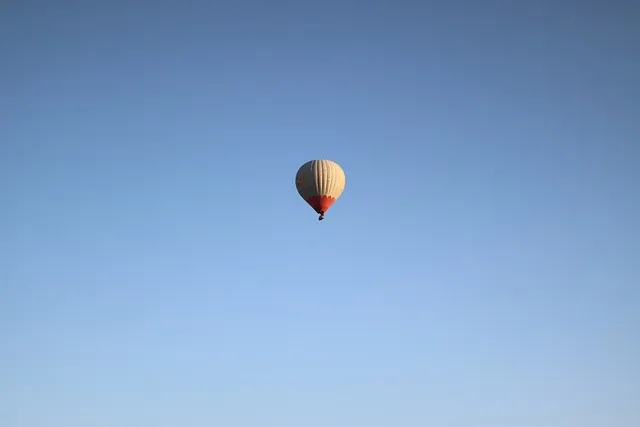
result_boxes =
[1,1,638,426]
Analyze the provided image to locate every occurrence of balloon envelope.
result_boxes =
[295,159,346,218]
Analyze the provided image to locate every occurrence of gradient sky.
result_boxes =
[1,1,639,426]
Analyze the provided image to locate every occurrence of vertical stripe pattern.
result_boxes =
[295,159,346,201]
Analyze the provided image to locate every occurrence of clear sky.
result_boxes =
[1,1,638,426]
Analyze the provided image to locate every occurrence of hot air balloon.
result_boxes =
[295,159,346,221]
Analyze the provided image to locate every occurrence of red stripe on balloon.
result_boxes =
[306,195,336,214]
